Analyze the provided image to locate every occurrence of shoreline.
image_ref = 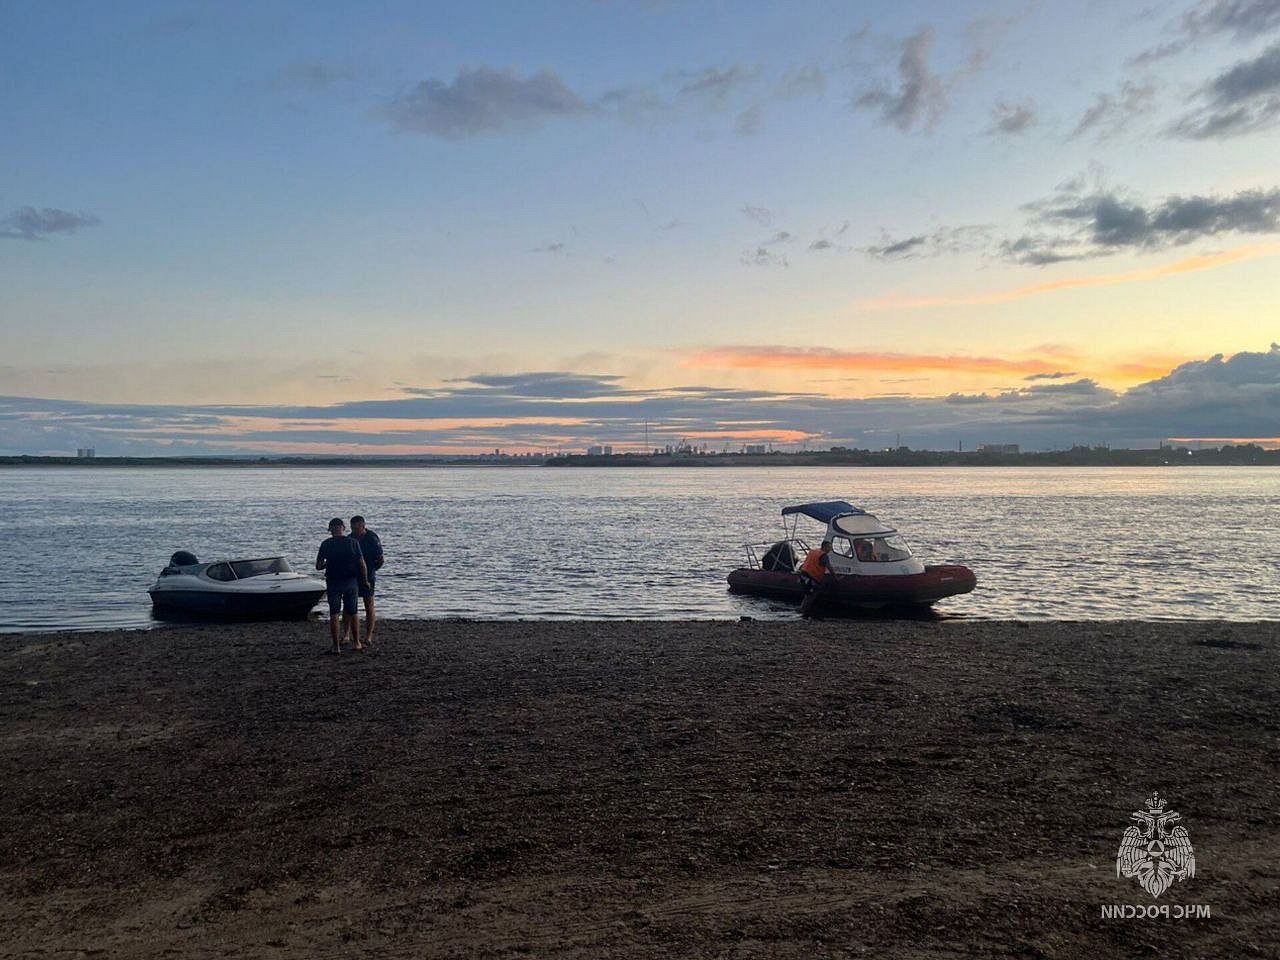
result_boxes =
[2,618,1276,957]
[6,613,1280,637]
[5,452,1280,469]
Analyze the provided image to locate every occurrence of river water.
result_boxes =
[2,466,1276,630]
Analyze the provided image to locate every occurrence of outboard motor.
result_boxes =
[760,541,796,572]
[168,550,199,568]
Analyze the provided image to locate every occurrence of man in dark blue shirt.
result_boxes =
[350,515,384,646]
[316,517,369,654]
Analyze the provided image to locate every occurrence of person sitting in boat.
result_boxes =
[854,538,875,562]
[798,540,834,616]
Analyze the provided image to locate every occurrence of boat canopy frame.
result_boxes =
[780,500,867,539]
[781,500,864,522]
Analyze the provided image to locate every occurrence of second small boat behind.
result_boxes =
[728,500,976,612]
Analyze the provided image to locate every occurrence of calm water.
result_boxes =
[2,466,1277,631]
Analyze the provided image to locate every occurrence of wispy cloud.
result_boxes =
[739,203,775,227]
[733,104,762,135]
[738,221,794,267]
[865,225,991,260]
[0,207,100,241]
[777,64,827,99]
[381,66,587,137]
[740,246,788,268]
[1131,0,1280,64]
[1168,40,1280,138]
[673,64,759,104]
[436,372,632,399]
[1004,182,1280,262]
[867,235,927,258]
[855,26,947,131]
[530,241,568,254]
[858,241,1280,309]
[275,60,353,90]
[1070,81,1157,140]
[988,99,1037,135]
[858,174,1280,269]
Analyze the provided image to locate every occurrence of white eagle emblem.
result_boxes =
[1116,792,1196,898]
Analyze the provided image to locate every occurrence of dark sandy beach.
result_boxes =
[1,618,1276,958]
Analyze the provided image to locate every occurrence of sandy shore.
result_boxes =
[1,618,1276,958]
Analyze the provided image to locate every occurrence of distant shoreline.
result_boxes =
[2,445,1278,469]
[0,456,541,468]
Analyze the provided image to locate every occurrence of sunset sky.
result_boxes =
[3,0,1279,453]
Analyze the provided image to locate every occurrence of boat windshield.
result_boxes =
[850,535,912,563]
[230,558,292,579]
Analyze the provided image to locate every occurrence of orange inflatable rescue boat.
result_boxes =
[727,501,976,612]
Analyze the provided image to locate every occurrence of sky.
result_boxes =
[2,0,1279,454]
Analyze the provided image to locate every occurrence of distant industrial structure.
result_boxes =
[76,448,96,458]
[977,443,1020,455]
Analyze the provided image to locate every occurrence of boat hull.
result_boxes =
[148,587,326,621]
[727,564,976,609]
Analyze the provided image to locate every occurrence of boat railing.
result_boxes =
[744,537,810,571]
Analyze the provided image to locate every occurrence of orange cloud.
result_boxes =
[188,438,552,455]
[684,345,1190,386]
[690,428,813,441]
[685,346,1063,376]
[1167,436,1280,447]
[856,242,1280,311]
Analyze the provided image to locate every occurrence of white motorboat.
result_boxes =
[148,551,326,620]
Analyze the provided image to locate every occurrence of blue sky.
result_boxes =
[2,0,1279,453]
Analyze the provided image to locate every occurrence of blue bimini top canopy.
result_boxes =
[781,500,866,524]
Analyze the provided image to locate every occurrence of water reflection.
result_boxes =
[1,465,1277,630]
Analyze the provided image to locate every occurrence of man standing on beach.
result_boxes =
[350,515,383,646]
[316,517,370,654]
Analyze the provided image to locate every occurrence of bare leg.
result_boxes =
[348,612,363,650]
[363,594,376,646]
[329,614,342,653]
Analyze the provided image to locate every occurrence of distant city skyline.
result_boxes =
[3,1,1279,453]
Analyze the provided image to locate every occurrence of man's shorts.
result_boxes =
[358,577,376,601]
[326,579,359,616]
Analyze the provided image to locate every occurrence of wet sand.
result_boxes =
[1,618,1277,958]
